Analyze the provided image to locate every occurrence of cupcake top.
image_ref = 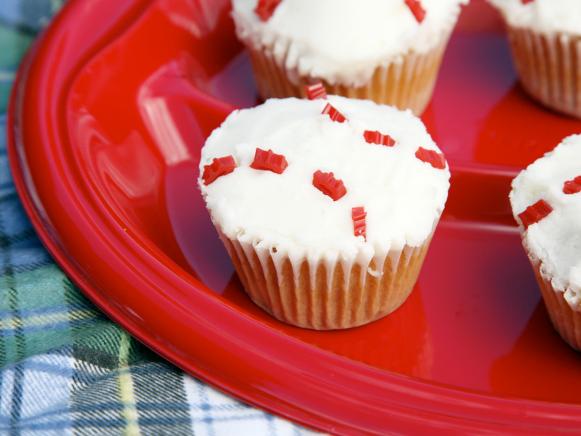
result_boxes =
[510,135,581,310]
[489,0,581,36]
[198,94,450,270]
[231,0,468,87]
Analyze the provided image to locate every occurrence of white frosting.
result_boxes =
[510,135,581,310]
[198,96,450,284]
[489,0,581,36]
[231,0,468,87]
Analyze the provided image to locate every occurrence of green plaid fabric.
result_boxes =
[0,1,309,434]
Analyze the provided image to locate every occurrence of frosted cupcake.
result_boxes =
[198,93,450,329]
[231,0,469,115]
[510,135,581,350]
[489,0,581,118]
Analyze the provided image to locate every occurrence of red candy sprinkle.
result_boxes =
[250,148,288,174]
[254,0,281,21]
[202,155,236,185]
[321,103,347,123]
[415,147,446,169]
[405,0,426,23]
[305,82,327,100]
[521,0,534,4]
[563,176,581,195]
[352,207,367,240]
[312,171,347,201]
[518,199,553,230]
[363,130,396,147]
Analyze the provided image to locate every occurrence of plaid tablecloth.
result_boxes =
[0,1,309,434]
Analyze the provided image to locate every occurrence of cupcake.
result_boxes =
[510,134,581,350]
[489,0,581,118]
[198,93,450,330]
[231,0,469,115]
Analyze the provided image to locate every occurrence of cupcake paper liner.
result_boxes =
[506,26,581,118]
[246,34,451,115]
[532,261,581,351]
[220,231,434,330]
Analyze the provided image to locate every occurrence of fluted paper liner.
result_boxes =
[506,27,581,118]
[532,262,581,351]
[219,231,433,330]
[246,35,451,116]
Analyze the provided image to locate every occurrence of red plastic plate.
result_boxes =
[8,0,581,433]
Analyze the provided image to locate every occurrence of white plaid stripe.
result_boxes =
[0,364,15,422]
[183,376,315,436]
[19,354,74,421]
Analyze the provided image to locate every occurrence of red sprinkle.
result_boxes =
[312,171,347,201]
[254,0,281,21]
[363,130,396,147]
[518,199,553,230]
[250,148,288,174]
[415,147,446,169]
[202,156,236,185]
[352,207,367,240]
[321,103,347,123]
[521,0,534,4]
[405,0,426,23]
[305,82,327,100]
[563,176,581,195]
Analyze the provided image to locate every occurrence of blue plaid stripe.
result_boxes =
[0,1,313,435]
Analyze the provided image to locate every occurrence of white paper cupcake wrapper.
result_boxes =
[245,34,451,115]
[507,27,581,118]
[530,258,581,351]
[218,229,435,330]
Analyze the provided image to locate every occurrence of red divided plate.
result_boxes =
[8,0,581,433]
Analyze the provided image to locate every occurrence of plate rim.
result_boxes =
[7,0,581,433]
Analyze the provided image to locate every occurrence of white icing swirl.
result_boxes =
[510,134,581,310]
[231,0,469,87]
[198,96,450,273]
[489,0,581,36]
